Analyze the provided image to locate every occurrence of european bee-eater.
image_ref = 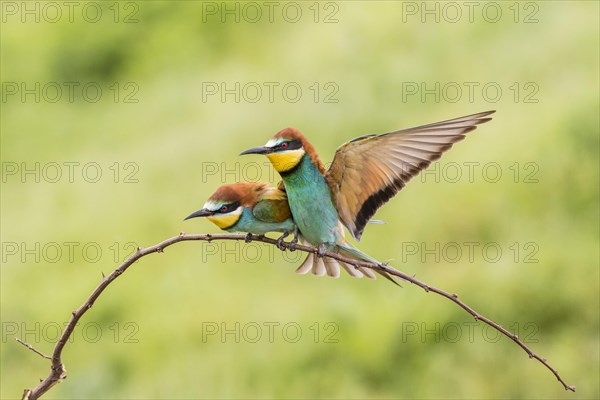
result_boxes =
[240,111,495,278]
[184,181,296,236]
[184,181,378,279]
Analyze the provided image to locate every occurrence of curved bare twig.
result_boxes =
[19,233,575,399]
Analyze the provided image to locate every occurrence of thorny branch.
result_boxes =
[19,233,575,399]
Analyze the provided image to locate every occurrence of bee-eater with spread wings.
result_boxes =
[184,181,379,279]
[240,111,495,277]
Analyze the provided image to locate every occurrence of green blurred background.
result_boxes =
[1,1,598,398]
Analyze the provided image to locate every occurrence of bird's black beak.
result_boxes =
[240,146,271,156]
[184,208,214,221]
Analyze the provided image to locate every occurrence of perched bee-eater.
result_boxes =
[184,181,295,237]
[240,111,495,278]
[184,181,378,279]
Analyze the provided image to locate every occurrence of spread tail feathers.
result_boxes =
[293,240,397,284]
[295,253,375,279]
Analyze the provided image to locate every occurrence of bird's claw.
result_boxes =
[244,233,253,243]
[276,231,290,251]
[276,238,285,251]
[317,244,327,258]
[289,237,298,252]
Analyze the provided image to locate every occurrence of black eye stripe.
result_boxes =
[217,201,240,214]
[276,139,302,151]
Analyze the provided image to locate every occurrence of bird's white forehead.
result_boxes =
[265,138,283,147]
[203,201,223,211]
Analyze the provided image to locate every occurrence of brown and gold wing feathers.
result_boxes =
[252,182,292,223]
[325,110,495,240]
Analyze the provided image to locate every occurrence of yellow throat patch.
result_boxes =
[266,149,305,172]
[206,208,242,230]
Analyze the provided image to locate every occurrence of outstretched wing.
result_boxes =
[325,110,495,240]
[252,186,292,223]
